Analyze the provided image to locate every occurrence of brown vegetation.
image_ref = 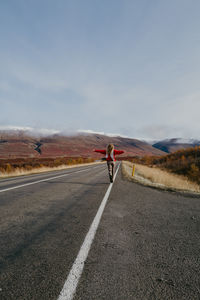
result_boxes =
[122,161,200,193]
[0,157,95,176]
[126,146,200,185]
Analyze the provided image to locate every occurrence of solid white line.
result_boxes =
[0,165,102,193]
[57,163,121,300]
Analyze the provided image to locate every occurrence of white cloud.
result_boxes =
[77,129,130,138]
[0,125,60,136]
[77,129,105,135]
[0,126,134,139]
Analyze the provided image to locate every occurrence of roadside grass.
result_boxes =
[0,162,104,179]
[122,161,200,194]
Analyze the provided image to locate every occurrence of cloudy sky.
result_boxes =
[1,0,200,139]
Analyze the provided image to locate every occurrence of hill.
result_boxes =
[153,138,200,153]
[0,130,164,159]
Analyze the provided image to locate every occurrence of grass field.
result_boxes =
[122,161,200,194]
[0,157,98,178]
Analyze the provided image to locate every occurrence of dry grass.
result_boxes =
[122,161,200,194]
[0,162,104,179]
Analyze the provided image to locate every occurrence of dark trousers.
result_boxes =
[107,161,114,179]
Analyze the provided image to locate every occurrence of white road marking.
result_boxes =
[57,163,121,300]
[0,165,102,193]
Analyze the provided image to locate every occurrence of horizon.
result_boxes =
[0,125,199,144]
[1,1,200,139]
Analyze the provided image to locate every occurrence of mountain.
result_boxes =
[152,138,200,153]
[0,130,164,158]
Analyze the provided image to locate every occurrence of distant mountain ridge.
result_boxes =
[152,138,200,153]
[0,129,164,158]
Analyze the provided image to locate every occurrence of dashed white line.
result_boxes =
[0,165,102,193]
[57,163,121,300]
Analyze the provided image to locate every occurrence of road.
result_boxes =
[0,163,200,300]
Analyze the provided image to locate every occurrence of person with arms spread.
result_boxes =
[94,144,124,183]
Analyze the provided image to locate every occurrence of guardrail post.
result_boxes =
[132,165,135,177]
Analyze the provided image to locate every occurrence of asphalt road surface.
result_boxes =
[0,163,200,300]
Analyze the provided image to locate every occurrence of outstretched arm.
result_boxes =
[114,150,124,155]
[94,149,106,155]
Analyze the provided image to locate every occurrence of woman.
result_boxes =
[94,144,124,182]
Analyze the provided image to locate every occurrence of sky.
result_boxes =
[1,0,200,140]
